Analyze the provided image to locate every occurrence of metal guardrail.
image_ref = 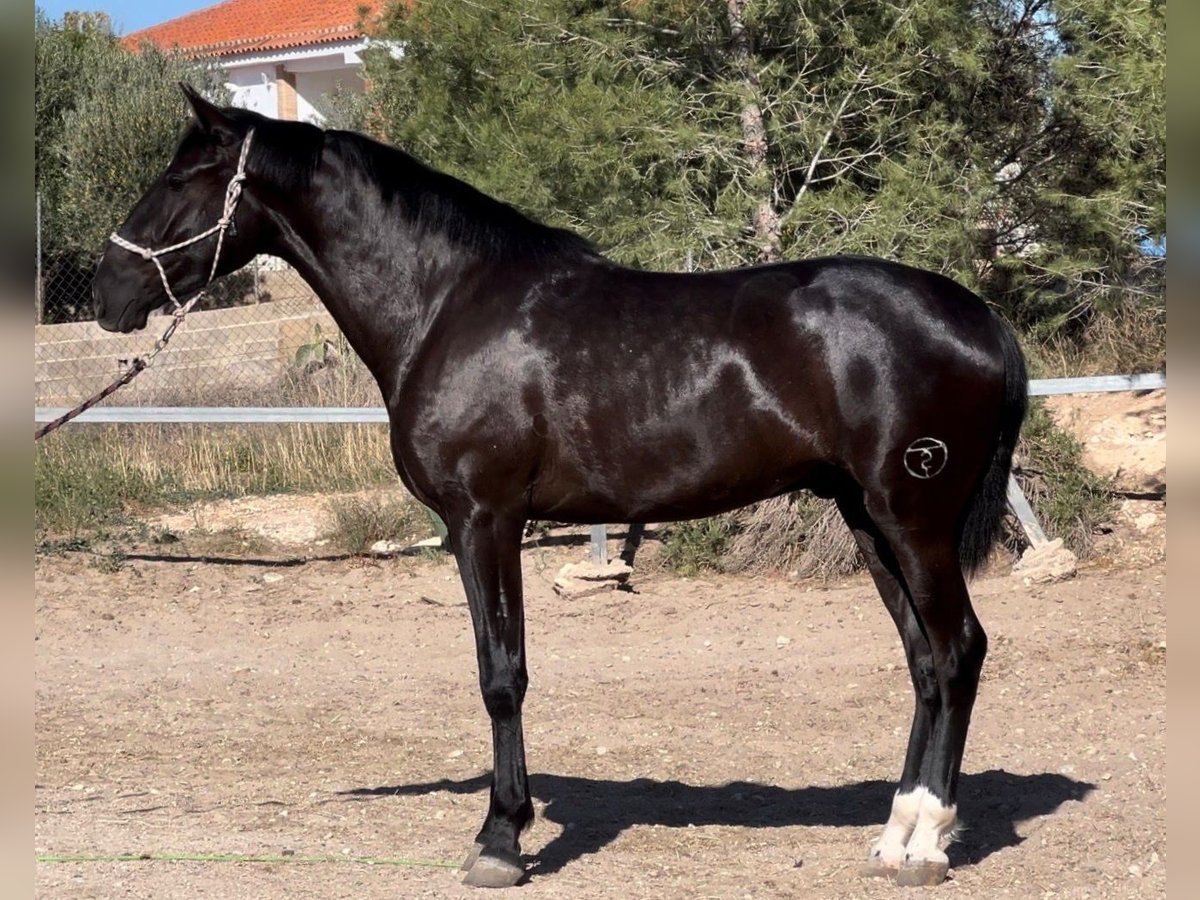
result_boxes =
[32,406,392,424]
[1028,373,1165,396]
[35,373,1166,563]
[33,373,1166,424]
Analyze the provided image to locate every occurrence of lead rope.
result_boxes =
[35,130,255,441]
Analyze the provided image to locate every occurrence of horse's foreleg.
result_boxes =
[837,494,940,877]
[446,506,531,888]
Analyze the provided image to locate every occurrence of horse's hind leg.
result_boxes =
[881,519,987,887]
[444,505,532,888]
[836,493,940,877]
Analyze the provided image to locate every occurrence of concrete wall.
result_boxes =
[294,68,363,123]
[35,296,337,407]
[222,42,366,124]
[225,64,278,118]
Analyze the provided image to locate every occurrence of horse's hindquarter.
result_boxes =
[397,257,1006,523]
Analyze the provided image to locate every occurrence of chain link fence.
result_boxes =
[35,196,376,410]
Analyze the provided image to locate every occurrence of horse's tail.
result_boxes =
[958,314,1028,576]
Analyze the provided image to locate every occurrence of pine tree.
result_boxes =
[331,1,1165,335]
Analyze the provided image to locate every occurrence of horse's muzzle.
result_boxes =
[92,253,152,333]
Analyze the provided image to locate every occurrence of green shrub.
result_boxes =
[36,10,226,321]
[660,515,737,576]
[1011,401,1116,557]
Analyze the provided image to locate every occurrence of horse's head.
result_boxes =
[92,84,266,333]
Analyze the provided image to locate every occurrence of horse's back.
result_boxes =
[576,254,1008,444]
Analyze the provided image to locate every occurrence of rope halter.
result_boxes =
[108,128,256,315]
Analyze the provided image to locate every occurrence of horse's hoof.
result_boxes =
[894,859,950,887]
[460,842,484,871]
[859,858,899,880]
[462,852,524,888]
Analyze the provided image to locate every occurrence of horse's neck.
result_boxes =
[263,169,451,401]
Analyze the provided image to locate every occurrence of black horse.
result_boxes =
[93,87,1027,889]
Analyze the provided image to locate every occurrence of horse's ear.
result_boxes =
[180,82,237,146]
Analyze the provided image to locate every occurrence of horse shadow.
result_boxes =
[341,769,1092,877]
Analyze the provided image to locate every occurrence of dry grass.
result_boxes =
[36,350,397,538]
[323,494,432,555]
[35,422,397,536]
[660,496,864,581]
[724,495,863,580]
[1026,299,1165,377]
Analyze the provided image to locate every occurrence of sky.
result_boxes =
[38,1,216,35]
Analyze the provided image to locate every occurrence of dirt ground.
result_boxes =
[36,391,1166,898]
[1046,390,1166,493]
[35,530,1165,900]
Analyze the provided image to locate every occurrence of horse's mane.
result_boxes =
[226,108,598,263]
[327,129,599,262]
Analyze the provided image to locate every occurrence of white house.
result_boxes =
[125,0,384,123]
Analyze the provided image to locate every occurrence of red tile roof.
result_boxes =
[124,0,383,59]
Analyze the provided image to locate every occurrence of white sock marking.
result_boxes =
[869,788,922,866]
[904,787,957,866]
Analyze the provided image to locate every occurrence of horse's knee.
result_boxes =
[481,671,527,720]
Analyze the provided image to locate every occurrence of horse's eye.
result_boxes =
[165,174,186,191]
